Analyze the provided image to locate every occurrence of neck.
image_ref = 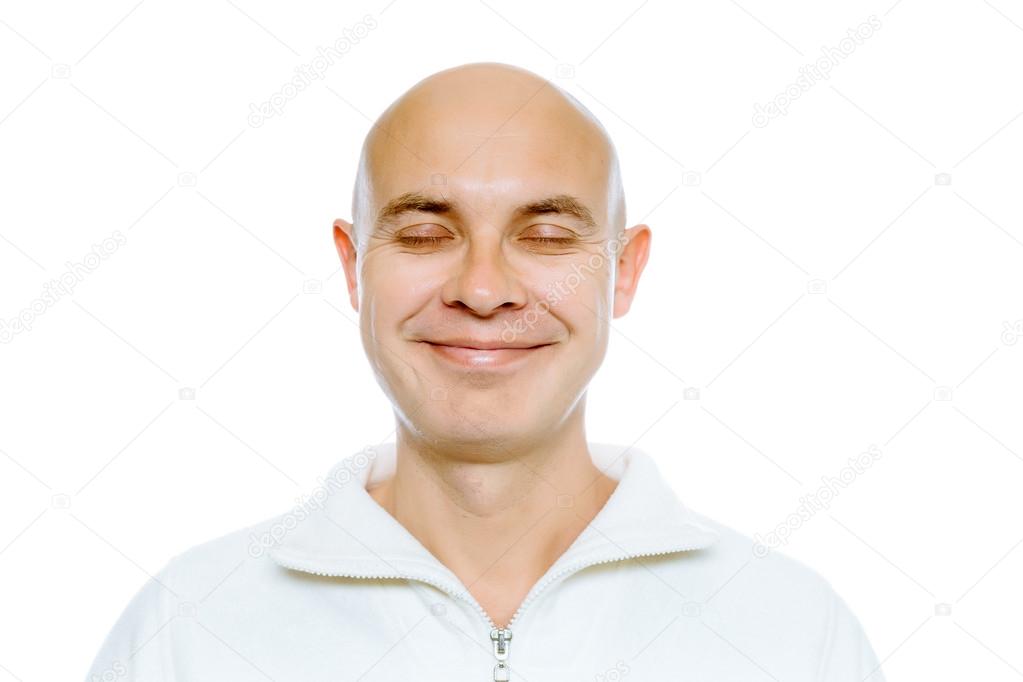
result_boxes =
[367,411,619,629]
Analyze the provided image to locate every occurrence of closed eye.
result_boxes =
[525,236,575,245]
[398,235,449,246]
[398,235,576,247]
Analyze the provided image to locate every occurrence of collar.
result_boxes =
[269,441,720,598]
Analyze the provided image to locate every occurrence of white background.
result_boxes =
[2,0,1022,679]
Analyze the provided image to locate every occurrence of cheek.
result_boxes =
[532,257,612,321]
[366,253,429,289]
[361,259,437,325]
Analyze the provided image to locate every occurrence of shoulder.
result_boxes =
[663,510,847,647]
[685,510,839,602]
[673,511,885,678]
[84,511,314,680]
[160,511,293,599]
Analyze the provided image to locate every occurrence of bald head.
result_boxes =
[350,62,625,249]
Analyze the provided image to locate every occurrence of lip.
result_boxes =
[422,337,546,350]
[421,341,553,370]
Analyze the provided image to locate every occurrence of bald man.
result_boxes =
[85,63,886,681]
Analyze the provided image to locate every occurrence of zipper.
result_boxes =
[490,627,512,680]
[273,557,511,676]
[274,539,708,680]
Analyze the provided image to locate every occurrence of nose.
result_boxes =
[441,233,528,317]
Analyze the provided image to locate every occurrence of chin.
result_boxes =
[411,410,526,449]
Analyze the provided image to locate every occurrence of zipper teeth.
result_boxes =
[504,541,708,631]
[272,558,500,630]
[274,540,708,635]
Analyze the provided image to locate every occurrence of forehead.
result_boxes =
[364,102,614,222]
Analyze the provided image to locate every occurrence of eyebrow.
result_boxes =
[375,192,455,227]
[515,194,597,231]
[373,191,599,233]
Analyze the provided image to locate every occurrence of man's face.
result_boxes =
[335,73,648,455]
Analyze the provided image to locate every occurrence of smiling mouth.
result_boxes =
[420,341,553,369]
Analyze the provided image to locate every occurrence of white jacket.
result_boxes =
[85,442,886,681]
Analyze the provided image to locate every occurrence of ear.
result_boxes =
[332,218,359,312]
[612,224,651,318]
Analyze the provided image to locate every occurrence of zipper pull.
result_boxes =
[490,627,513,681]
